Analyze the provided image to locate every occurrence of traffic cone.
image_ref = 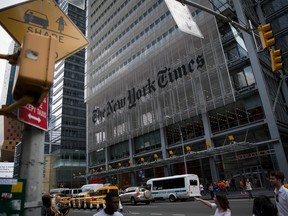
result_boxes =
[102,199,106,209]
[78,198,81,208]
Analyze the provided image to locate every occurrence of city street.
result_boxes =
[69,199,255,216]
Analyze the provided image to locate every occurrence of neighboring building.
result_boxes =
[49,0,87,188]
[0,41,23,163]
[85,0,288,188]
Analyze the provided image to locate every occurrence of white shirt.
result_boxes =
[274,185,288,216]
[93,209,123,216]
[211,203,231,216]
[246,182,252,191]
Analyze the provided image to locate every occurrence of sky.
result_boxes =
[0,1,27,102]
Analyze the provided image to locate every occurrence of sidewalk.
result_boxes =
[201,188,275,200]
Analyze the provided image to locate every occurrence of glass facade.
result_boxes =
[49,0,87,188]
[85,0,288,188]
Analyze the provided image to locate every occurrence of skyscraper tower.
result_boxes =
[85,0,287,187]
[49,0,87,188]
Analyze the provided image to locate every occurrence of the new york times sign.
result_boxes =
[92,54,205,123]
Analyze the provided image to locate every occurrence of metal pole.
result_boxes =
[176,0,251,34]
[19,125,45,215]
[176,123,188,174]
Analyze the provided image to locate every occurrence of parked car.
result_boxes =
[119,187,153,205]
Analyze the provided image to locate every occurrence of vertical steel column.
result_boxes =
[202,112,220,182]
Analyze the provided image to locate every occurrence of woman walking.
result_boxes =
[195,193,231,216]
[252,195,277,216]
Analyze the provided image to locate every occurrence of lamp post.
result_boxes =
[177,122,188,174]
[166,116,188,174]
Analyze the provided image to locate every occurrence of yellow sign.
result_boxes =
[11,182,23,193]
[0,0,89,62]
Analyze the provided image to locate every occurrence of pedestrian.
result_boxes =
[51,195,61,215]
[195,193,231,216]
[270,170,288,216]
[245,179,253,199]
[239,179,245,194]
[225,180,230,192]
[93,191,123,216]
[218,180,225,193]
[230,178,236,191]
[41,194,54,216]
[213,182,219,196]
[252,195,277,216]
[200,183,205,196]
[209,183,214,199]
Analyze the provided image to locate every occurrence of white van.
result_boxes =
[81,183,103,192]
[62,188,82,198]
[50,188,69,194]
[147,174,201,202]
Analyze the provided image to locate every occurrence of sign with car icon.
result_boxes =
[0,0,88,62]
[23,9,49,29]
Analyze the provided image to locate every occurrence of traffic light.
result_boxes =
[258,23,275,49]
[12,32,56,107]
[270,49,283,72]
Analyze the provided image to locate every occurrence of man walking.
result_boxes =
[270,170,288,216]
[93,191,123,216]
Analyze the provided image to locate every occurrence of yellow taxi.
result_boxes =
[70,185,119,209]
[89,185,119,207]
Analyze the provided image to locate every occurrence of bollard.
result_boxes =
[73,198,76,209]
[90,198,93,209]
[96,198,100,210]
[119,199,123,212]
[78,198,81,208]
[84,199,87,209]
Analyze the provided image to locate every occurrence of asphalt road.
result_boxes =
[68,198,255,216]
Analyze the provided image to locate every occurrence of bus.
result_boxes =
[146,174,201,202]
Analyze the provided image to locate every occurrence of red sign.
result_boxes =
[18,96,48,131]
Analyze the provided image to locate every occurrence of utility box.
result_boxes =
[0,178,26,215]
[12,32,56,106]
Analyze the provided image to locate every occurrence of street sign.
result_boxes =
[18,96,48,131]
[164,0,203,38]
[0,0,89,63]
